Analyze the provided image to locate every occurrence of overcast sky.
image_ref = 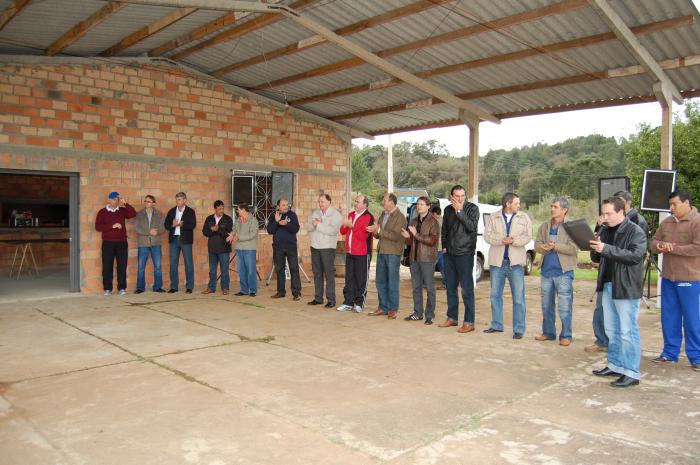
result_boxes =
[355,99,698,156]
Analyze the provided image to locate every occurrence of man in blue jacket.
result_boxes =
[267,198,302,300]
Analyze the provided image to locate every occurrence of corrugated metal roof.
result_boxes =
[1,0,700,136]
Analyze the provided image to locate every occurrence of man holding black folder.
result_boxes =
[589,197,646,388]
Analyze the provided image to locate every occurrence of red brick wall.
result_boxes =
[0,228,69,270]
[0,174,69,200]
[0,62,349,294]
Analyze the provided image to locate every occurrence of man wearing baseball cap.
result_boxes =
[95,192,136,295]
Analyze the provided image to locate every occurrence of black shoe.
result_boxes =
[424,318,433,325]
[134,289,144,294]
[168,289,178,293]
[483,328,503,334]
[154,288,166,293]
[404,313,423,321]
[293,295,301,301]
[185,289,192,294]
[592,367,621,377]
[611,375,639,388]
[234,292,246,296]
[324,302,334,308]
[249,293,256,297]
[307,300,322,305]
[513,333,523,339]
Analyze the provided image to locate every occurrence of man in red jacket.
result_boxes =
[95,192,136,295]
[337,194,374,313]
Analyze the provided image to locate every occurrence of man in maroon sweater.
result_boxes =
[95,192,136,295]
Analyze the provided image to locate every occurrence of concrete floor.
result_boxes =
[1,275,698,465]
[0,267,72,304]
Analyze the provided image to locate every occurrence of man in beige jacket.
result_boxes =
[534,197,578,346]
[484,193,532,339]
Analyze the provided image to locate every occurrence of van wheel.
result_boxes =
[524,252,534,275]
[474,256,484,282]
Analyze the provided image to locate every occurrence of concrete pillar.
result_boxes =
[387,133,394,193]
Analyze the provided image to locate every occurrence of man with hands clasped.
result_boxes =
[164,192,197,294]
[95,191,136,296]
[306,194,341,308]
[267,198,302,300]
[402,196,440,325]
[650,189,700,372]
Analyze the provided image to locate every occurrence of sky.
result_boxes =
[354,100,696,156]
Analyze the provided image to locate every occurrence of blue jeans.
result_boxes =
[237,249,257,294]
[169,239,194,291]
[208,252,230,291]
[602,282,641,380]
[137,245,163,291]
[376,254,401,312]
[660,278,700,364]
[592,291,608,347]
[444,253,475,323]
[540,272,574,340]
[489,259,526,334]
[436,251,446,286]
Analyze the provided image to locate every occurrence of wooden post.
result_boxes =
[461,111,480,203]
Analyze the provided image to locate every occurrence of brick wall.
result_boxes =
[0,228,69,270]
[0,174,69,200]
[0,61,349,294]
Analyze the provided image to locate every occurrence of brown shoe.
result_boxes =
[438,319,457,328]
[222,289,229,295]
[534,334,551,341]
[457,323,474,333]
[559,338,571,347]
[368,309,385,316]
[271,293,284,299]
[584,343,607,353]
[201,289,214,294]
[387,310,397,319]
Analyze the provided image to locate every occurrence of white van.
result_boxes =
[437,199,535,282]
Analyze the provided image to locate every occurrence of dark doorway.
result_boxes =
[0,169,80,300]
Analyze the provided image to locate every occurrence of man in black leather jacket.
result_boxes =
[589,196,646,388]
[438,185,479,333]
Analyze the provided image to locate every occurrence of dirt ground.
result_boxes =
[1,273,698,465]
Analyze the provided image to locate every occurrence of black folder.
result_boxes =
[562,218,597,251]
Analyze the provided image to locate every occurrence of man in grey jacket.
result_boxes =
[134,195,166,293]
[228,203,259,296]
[306,193,341,308]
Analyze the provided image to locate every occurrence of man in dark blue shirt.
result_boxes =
[267,198,302,300]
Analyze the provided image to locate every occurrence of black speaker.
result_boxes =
[598,177,630,210]
[272,171,294,206]
[641,169,676,212]
[231,174,254,207]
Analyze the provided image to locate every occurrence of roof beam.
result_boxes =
[148,10,237,56]
[0,0,31,32]
[168,0,319,61]
[252,0,589,91]
[211,0,455,77]
[46,2,127,56]
[330,54,700,122]
[100,7,197,56]
[279,3,498,123]
[130,0,499,123]
[366,89,700,136]
[291,15,693,106]
[587,0,684,104]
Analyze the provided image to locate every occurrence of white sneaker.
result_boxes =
[336,304,352,312]
[353,305,363,313]
[104,290,111,296]
[118,289,126,296]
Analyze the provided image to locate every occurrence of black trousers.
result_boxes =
[102,240,128,291]
[311,247,336,304]
[273,246,301,297]
[343,254,369,307]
